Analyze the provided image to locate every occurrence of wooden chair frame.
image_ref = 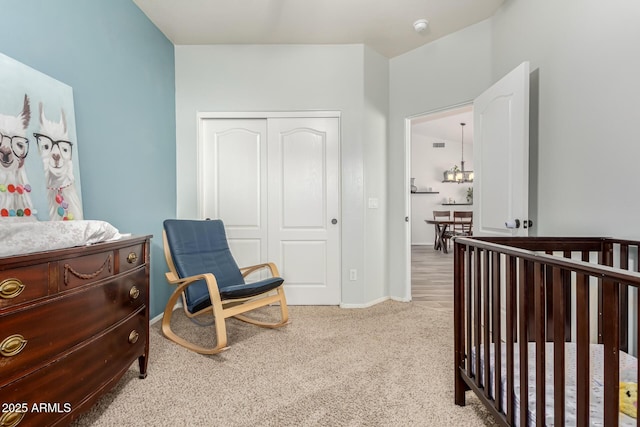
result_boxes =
[451,211,473,237]
[433,210,452,249]
[161,231,289,355]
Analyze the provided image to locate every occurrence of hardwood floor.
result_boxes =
[411,244,454,312]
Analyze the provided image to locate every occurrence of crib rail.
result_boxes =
[453,236,640,427]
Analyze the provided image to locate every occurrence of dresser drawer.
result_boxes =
[0,268,146,385]
[0,264,50,309]
[59,250,114,290]
[0,310,147,427]
[118,243,145,273]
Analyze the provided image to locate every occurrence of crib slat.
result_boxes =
[598,241,614,344]
[474,248,482,390]
[620,244,629,352]
[506,255,516,425]
[575,252,590,426]
[552,266,565,426]
[562,251,572,341]
[602,278,620,426]
[460,246,478,378]
[545,251,554,341]
[518,258,529,426]
[636,246,640,427]
[491,251,502,413]
[453,242,467,405]
[482,250,491,400]
[534,262,546,426]
[466,246,473,379]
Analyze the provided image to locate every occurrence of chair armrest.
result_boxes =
[165,271,220,295]
[240,262,280,278]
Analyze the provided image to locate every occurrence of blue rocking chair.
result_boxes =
[162,219,289,354]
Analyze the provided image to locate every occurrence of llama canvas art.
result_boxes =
[0,51,82,221]
[0,94,35,219]
[36,102,83,221]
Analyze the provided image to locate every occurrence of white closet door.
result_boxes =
[198,115,341,305]
[199,119,268,268]
[268,117,340,305]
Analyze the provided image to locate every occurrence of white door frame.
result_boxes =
[403,102,473,301]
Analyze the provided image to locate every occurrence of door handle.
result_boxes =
[505,219,533,229]
[505,219,521,229]
[331,218,338,225]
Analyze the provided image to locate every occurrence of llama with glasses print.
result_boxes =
[0,94,35,219]
[36,102,83,221]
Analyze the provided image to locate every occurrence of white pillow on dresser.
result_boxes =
[0,220,124,258]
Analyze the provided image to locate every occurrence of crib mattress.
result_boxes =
[471,342,637,426]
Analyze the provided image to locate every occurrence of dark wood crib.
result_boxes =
[453,236,640,426]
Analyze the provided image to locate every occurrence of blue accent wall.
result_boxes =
[0,1,176,317]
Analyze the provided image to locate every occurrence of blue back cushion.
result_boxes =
[164,219,245,312]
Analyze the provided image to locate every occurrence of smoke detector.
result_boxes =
[413,19,429,33]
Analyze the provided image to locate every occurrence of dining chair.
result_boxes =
[452,211,473,237]
[432,210,451,249]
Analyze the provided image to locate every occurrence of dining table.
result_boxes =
[424,219,457,254]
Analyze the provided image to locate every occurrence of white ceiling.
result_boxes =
[133,0,504,58]
[412,107,473,145]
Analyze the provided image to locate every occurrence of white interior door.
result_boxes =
[473,61,530,237]
[199,114,340,305]
[268,118,340,305]
[199,119,268,267]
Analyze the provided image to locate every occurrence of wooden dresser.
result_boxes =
[0,235,151,427]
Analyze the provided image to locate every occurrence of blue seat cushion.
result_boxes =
[164,219,284,314]
[188,277,284,314]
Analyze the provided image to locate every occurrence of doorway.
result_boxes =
[406,61,533,303]
[407,104,473,304]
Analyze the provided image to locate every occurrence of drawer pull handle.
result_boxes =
[129,286,140,300]
[64,254,112,285]
[128,330,139,344]
[127,252,138,264]
[0,334,28,357]
[0,411,25,427]
[0,278,24,299]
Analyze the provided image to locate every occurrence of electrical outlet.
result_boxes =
[349,269,357,281]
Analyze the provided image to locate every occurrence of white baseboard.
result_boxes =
[390,295,411,303]
[340,296,390,309]
[150,312,163,325]
[153,296,408,320]
[150,301,182,325]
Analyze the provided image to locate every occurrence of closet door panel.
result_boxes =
[199,119,267,267]
[268,117,340,305]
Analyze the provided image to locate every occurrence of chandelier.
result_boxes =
[443,122,474,183]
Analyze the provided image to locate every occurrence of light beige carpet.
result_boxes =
[72,301,497,426]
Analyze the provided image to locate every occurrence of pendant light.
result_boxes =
[458,123,473,183]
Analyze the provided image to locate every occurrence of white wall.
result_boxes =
[174,44,389,306]
[491,0,640,239]
[363,47,390,304]
[388,20,493,299]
